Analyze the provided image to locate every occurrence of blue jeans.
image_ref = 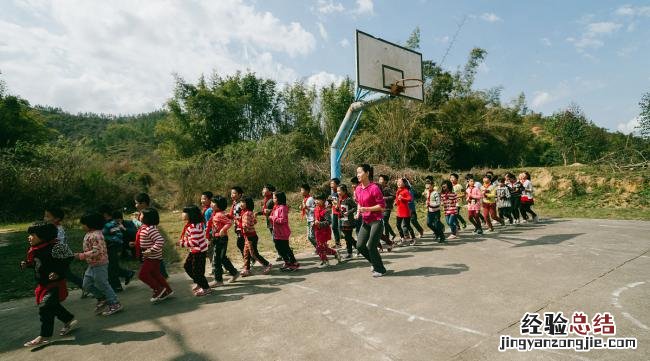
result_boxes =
[445,214,458,235]
[83,264,118,304]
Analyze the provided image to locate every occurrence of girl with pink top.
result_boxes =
[354,164,388,277]
[269,192,299,271]
[465,174,484,235]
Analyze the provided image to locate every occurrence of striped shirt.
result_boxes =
[206,211,232,238]
[239,210,257,236]
[180,222,208,253]
[139,225,165,260]
[441,192,458,215]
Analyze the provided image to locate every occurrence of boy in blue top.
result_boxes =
[99,205,135,292]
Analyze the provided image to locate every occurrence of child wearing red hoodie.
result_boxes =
[394,177,414,246]
[269,192,299,271]
[313,193,341,268]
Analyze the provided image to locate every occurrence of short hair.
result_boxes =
[300,184,311,192]
[314,193,327,201]
[337,184,348,194]
[330,178,341,185]
[505,172,515,180]
[27,221,58,241]
[212,196,227,211]
[241,196,254,211]
[231,186,243,195]
[202,191,214,199]
[140,208,160,226]
[183,205,204,224]
[112,210,124,220]
[274,191,287,205]
[350,176,359,185]
[45,206,64,221]
[465,173,474,181]
[486,170,494,176]
[441,180,453,192]
[80,212,106,230]
[378,174,390,182]
[135,193,150,204]
[98,204,113,216]
[264,184,276,192]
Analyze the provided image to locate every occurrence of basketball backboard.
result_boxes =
[356,30,424,101]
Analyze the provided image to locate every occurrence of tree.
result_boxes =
[320,78,355,144]
[452,48,487,97]
[546,104,590,166]
[0,93,51,148]
[638,92,650,138]
[405,27,421,50]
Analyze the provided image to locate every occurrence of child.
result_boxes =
[133,193,169,278]
[441,180,459,239]
[480,176,505,232]
[394,177,414,245]
[377,175,397,248]
[239,197,272,276]
[179,205,211,296]
[21,222,76,347]
[465,174,487,226]
[329,178,342,248]
[228,186,245,256]
[76,212,123,316]
[206,196,240,286]
[269,192,299,271]
[407,180,425,239]
[300,184,317,250]
[137,208,173,302]
[519,172,538,223]
[496,177,514,224]
[259,184,281,262]
[99,204,135,293]
[313,193,341,268]
[450,173,468,229]
[337,184,357,258]
[465,175,484,235]
[113,210,137,259]
[200,191,214,223]
[43,207,83,290]
[423,179,446,243]
[506,172,523,224]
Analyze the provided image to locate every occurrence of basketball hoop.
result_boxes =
[390,78,423,95]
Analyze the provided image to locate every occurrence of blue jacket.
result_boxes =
[103,219,123,246]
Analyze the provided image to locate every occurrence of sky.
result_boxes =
[1,0,649,133]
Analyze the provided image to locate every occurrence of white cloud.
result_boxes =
[339,38,350,47]
[540,37,552,47]
[617,117,640,134]
[566,21,621,53]
[0,0,316,114]
[355,0,374,14]
[531,91,552,108]
[615,5,650,17]
[317,22,328,40]
[316,0,345,14]
[305,71,345,89]
[480,12,502,23]
[435,35,450,44]
[586,22,621,35]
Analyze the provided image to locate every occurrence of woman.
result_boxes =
[354,164,388,277]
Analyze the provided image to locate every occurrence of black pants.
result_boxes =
[332,214,341,245]
[426,211,445,240]
[108,246,132,290]
[511,197,522,220]
[410,210,424,235]
[397,216,415,239]
[356,220,386,274]
[382,211,396,238]
[521,202,537,220]
[236,232,245,256]
[273,239,296,264]
[39,287,74,337]
[456,206,467,226]
[211,236,239,282]
[498,206,513,224]
[184,252,209,289]
[342,228,357,255]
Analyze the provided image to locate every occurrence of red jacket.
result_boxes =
[394,187,412,218]
[313,205,331,242]
[269,205,291,240]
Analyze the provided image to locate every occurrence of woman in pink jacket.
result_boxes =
[465,174,484,235]
[269,192,299,271]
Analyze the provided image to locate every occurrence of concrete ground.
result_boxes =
[0,218,648,361]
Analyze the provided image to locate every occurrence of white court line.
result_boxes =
[611,281,649,330]
[289,283,487,337]
[0,307,17,312]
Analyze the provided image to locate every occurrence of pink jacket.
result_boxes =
[466,185,483,211]
[269,205,291,240]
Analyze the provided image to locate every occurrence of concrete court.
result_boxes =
[0,218,648,361]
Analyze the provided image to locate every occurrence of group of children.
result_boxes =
[21,169,538,347]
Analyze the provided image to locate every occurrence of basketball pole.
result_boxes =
[329,93,391,179]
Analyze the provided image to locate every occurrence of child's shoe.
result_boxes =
[262,263,273,275]
[24,336,49,347]
[94,300,107,315]
[59,319,78,336]
[194,288,212,297]
[102,302,123,316]
[318,260,330,268]
[240,269,251,277]
[158,289,174,301]
[228,272,240,283]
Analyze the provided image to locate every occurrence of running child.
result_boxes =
[206,196,240,286]
[239,197,272,277]
[377,175,397,248]
[200,191,214,223]
[496,177,514,224]
[43,207,83,290]
[465,175,484,235]
[133,193,169,278]
[441,180,459,239]
[423,178,446,243]
[480,176,505,232]
[99,204,134,292]
[395,177,414,245]
[300,184,317,250]
[506,172,523,224]
[450,173,468,229]
[313,193,341,268]
[336,184,357,258]
[519,172,538,223]
[137,208,173,302]
[329,178,342,248]
[407,179,425,239]
[269,192,299,271]
[179,205,211,296]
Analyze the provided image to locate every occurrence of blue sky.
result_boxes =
[1,0,649,133]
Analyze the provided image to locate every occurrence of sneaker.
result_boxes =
[59,319,78,336]
[94,300,107,315]
[194,288,212,297]
[124,271,135,286]
[228,272,240,283]
[289,263,300,271]
[334,252,341,264]
[318,260,330,268]
[410,239,417,246]
[477,229,484,235]
[262,263,273,275]
[24,336,49,347]
[448,234,458,240]
[192,284,201,292]
[102,302,123,316]
[280,263,291,271]
[209,280,224,287]
[158,289,174,301]
[371,271,385,278]
[240,269,251,277]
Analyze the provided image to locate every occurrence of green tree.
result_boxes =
[452,48,487,97]
[0,93,51,148]
[546,104,590,166]
[638,92,650,138]
[405,26,421,50]
[320,77,355,144]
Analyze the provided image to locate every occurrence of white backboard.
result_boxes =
[356,30,424,101]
